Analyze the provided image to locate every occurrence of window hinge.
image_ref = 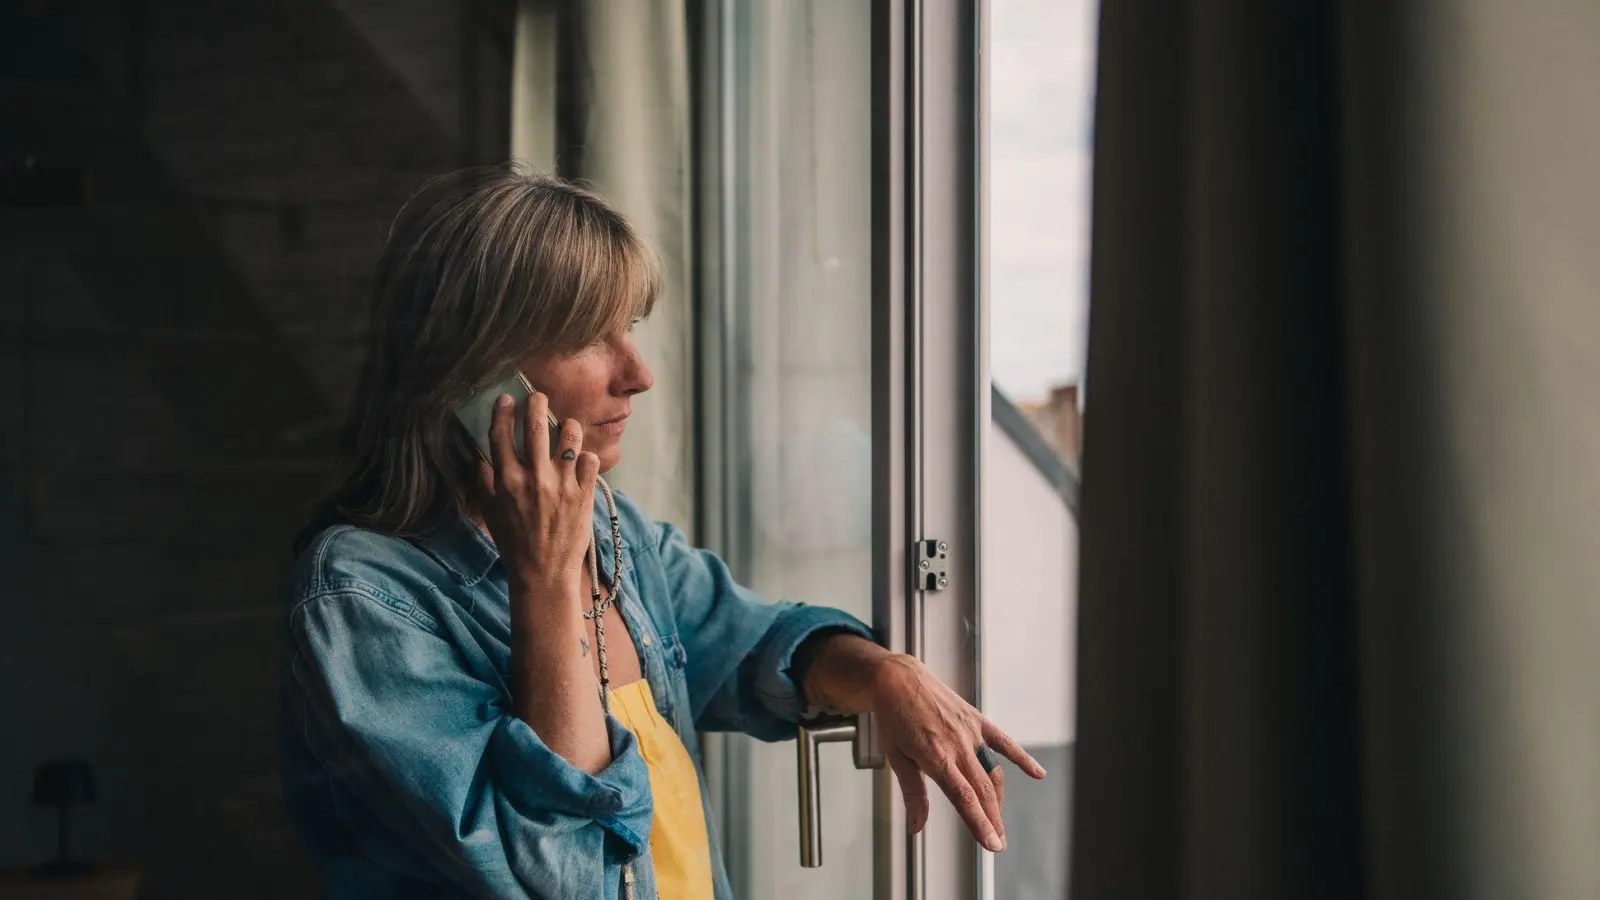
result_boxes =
[913,538,950,592]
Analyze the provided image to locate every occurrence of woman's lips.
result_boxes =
[593,416,628,436]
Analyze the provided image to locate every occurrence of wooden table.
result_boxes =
[0,865,142,900]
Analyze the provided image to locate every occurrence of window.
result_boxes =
[983,0,1098,896]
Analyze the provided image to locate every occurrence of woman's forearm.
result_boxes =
[795,632,909,716]
[509,575,612,774]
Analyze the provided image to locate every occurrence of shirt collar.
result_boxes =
[410,515,500,586]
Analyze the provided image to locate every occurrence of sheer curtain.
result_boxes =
[510,0,696,532]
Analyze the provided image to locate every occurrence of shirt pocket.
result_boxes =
[657,631,688,670]
[652,632,694,736]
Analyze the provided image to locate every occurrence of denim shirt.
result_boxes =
[280,487,873,900]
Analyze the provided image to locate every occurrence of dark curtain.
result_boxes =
[1072,1,1600,898]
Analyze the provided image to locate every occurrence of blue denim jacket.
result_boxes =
[280,487,873,900]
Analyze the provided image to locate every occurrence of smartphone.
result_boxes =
[454,370,561,464]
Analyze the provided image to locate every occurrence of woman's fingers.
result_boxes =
[478,389,599,582]
[990,760,1006,813]
[554,418,584,469]
[575,450,600,490]
[959,749,1006,845]
[524,392,553,473]
[929,756,1004,852]
[981,720,1046,780]
[488,395,520,480]
[887,751,930,835]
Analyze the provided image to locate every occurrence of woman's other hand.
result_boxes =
[868,654,1045,852]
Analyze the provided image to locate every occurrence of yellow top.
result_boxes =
[607,679,714,899]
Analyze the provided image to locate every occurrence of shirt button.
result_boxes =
[641,636,653,647]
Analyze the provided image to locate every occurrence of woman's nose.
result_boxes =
[618,344,653,395]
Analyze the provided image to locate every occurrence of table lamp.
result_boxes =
[31,759,97,878]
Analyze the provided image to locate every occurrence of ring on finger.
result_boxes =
[975,744,1001,774]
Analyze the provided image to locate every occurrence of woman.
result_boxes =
[281,167,1044,899]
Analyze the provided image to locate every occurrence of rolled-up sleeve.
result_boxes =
[651,520,875,741]
[289,588,651,899]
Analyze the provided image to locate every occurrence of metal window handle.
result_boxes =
[797,712,886,867]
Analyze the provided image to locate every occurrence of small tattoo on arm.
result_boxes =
[580,638,590,658]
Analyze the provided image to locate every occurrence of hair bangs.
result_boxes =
[541,211,661,354]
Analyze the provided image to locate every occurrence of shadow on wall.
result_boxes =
[1,0,511,895]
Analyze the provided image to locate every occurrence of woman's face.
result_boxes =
[520,323,653,473]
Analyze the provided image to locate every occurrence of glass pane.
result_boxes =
[710,1,876,898]
[984,0,1099,897]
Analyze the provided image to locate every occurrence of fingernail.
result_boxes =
[496,395,512,408]
[984,832,1003,852]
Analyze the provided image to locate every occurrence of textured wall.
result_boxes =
[1,2,510,896]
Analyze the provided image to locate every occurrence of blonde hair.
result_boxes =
[295,166,658,552]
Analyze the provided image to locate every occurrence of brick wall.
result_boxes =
[1,1,511,895]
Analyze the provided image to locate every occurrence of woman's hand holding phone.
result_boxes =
[476,390,599,596]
